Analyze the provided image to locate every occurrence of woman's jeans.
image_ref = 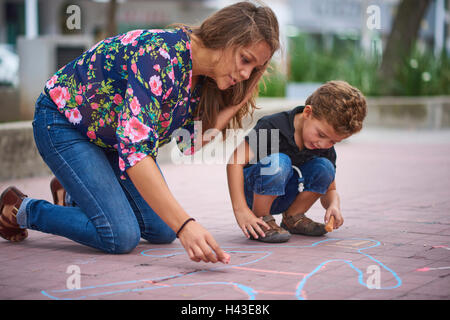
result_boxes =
[17,93,175,254]
[243,153,336,215]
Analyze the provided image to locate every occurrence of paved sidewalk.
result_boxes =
[1,129,450,300]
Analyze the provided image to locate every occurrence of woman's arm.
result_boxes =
[127,156,229,263]
[226,140,269,238]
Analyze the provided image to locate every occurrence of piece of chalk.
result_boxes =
[325,216,335,232]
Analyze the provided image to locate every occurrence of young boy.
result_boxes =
[226,80,367,242]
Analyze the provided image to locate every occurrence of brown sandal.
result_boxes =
[281,212,327,236]
[50,177,66,206]
[0,186,28,242]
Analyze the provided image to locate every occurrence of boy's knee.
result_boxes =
[307,157,335,189]
[260,153,292,182]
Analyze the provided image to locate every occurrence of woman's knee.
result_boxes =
[105,223,141,254]
[142,228,176,244]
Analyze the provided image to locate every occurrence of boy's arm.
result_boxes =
[320,180,344,229]
[226,140,269,238]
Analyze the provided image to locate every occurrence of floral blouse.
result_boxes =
[44,28,200,179]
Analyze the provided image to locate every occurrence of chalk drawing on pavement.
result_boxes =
[41,238,402,300]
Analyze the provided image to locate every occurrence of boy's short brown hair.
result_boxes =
[305,80,367,135]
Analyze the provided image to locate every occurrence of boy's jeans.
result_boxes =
[243,153,335,215]
[17,93,175,254]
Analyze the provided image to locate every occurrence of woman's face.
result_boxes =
[213,41,272,90]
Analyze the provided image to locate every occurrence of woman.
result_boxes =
[0,1,279,263]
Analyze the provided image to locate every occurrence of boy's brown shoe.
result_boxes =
[281,212,327,236]
[250,215,291,243]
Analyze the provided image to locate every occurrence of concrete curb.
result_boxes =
[0,121,51,181]
[1,96,449,181]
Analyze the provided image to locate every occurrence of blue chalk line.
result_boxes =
[41,237,401,300]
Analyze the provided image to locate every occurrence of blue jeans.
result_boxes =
[243,153,335,215]
[17,93,175,254]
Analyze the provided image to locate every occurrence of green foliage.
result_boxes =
[288,33,381,96]
[261,33,450,97]
[258,67,286,97]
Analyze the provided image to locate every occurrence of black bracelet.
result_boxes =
[176,218,195,238]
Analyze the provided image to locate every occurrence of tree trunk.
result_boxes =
[105,0,118,38]
[378,0,432,92]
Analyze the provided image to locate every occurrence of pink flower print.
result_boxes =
[159,112,171,128]
[88,40,102,52]
[162,87,173,101]
[184,146,195,156]
[139,47,145,56]
[127,152,147,167]
[130,96,141,115]
[120,30,143,45]
[46,75,58,89]
[49,86,70,109]
[87,130,96,140]
[127,87,133,96]
[131,62,137,74]
[75,95,83,105]
[187,70,192,91]
[123,117,151,143]
[186,41,191,50]
[119,157,125,171]
[99,119,105,127]
[66,108,82,125]
[153,64,160,72]
[168,68,175,84]
[113,94,123,105]
[149,75,162,96]
[91,54,96,62]
[159,48,170,60]
[171,57,178,65]
[90,102,99,110]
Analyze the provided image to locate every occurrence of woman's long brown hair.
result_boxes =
[175,1,279,134]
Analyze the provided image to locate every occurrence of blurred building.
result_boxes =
[0,0,215,120]
[287,0,449,57]
[0,0,449,120]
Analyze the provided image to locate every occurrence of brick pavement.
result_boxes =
[1,129,450,300]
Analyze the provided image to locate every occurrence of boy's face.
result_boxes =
[300,105,350,150]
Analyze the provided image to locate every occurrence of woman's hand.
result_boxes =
[234,207,269,239]
[177,220,230,264]
[127,157,230,264]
